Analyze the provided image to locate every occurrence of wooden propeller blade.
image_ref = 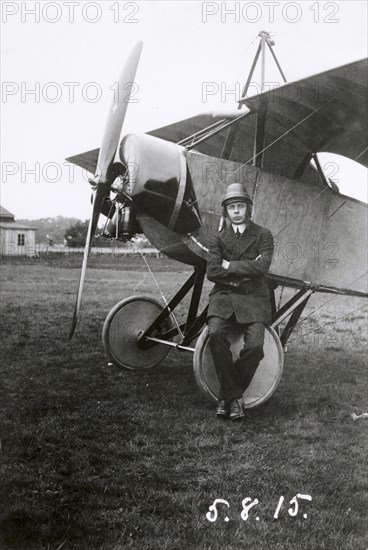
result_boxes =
[69,186,106,339]
[69,41,143,339]
[97,41,143,183]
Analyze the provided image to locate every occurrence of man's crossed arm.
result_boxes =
[207,230,274,285]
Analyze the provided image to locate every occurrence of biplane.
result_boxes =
[67,34,368,408]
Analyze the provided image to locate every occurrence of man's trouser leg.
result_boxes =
[207,315,243,402]
[235,323,265,393]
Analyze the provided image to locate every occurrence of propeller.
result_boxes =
[69,41,143,339]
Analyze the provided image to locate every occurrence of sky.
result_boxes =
[1,0,367,220]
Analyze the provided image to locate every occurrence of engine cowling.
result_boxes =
[119,133,201,234]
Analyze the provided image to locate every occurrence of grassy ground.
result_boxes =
[0,256,367,550]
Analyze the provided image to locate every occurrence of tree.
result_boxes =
[64,220,89,247]
[17,216,80,244]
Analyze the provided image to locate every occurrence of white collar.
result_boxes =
[231,223,246,234]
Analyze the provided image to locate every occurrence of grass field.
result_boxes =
[0,255,367,550]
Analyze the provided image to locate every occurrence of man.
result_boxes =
[206,183,274,420]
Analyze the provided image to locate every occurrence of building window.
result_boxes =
[17,234,25,246]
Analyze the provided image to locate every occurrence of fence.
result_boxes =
[0,243,162,258]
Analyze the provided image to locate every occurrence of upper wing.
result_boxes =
[148,59,368,181]
[147,112,321,183]
[241,58,368,168]
[66,59,368,181]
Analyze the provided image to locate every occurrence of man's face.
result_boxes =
[226,201,248,224]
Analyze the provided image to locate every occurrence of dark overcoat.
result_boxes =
[206,221,274,324]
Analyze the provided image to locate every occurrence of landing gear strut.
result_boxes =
[103,270,313,407]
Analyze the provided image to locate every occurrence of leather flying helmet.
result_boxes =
[221,183,253,206]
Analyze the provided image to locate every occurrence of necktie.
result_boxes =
[236,229,241,239]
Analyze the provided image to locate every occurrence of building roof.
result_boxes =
[0,222,37,230]
[0,206,15,221]
[0,206,37,229]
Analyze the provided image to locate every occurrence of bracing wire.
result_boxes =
[300,304,367,338]
[190,104,324,208]
[128,240,184,339]
[295,271,368,328]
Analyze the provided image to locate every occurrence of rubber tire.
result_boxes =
[193,325,284,407]
[102,295,173,370]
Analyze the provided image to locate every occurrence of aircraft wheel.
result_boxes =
[193,325,284,407]
[102,295,173,370]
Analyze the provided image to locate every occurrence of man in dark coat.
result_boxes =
[206,183,274,420]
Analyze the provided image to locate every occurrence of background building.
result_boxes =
[0,206,37,256]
